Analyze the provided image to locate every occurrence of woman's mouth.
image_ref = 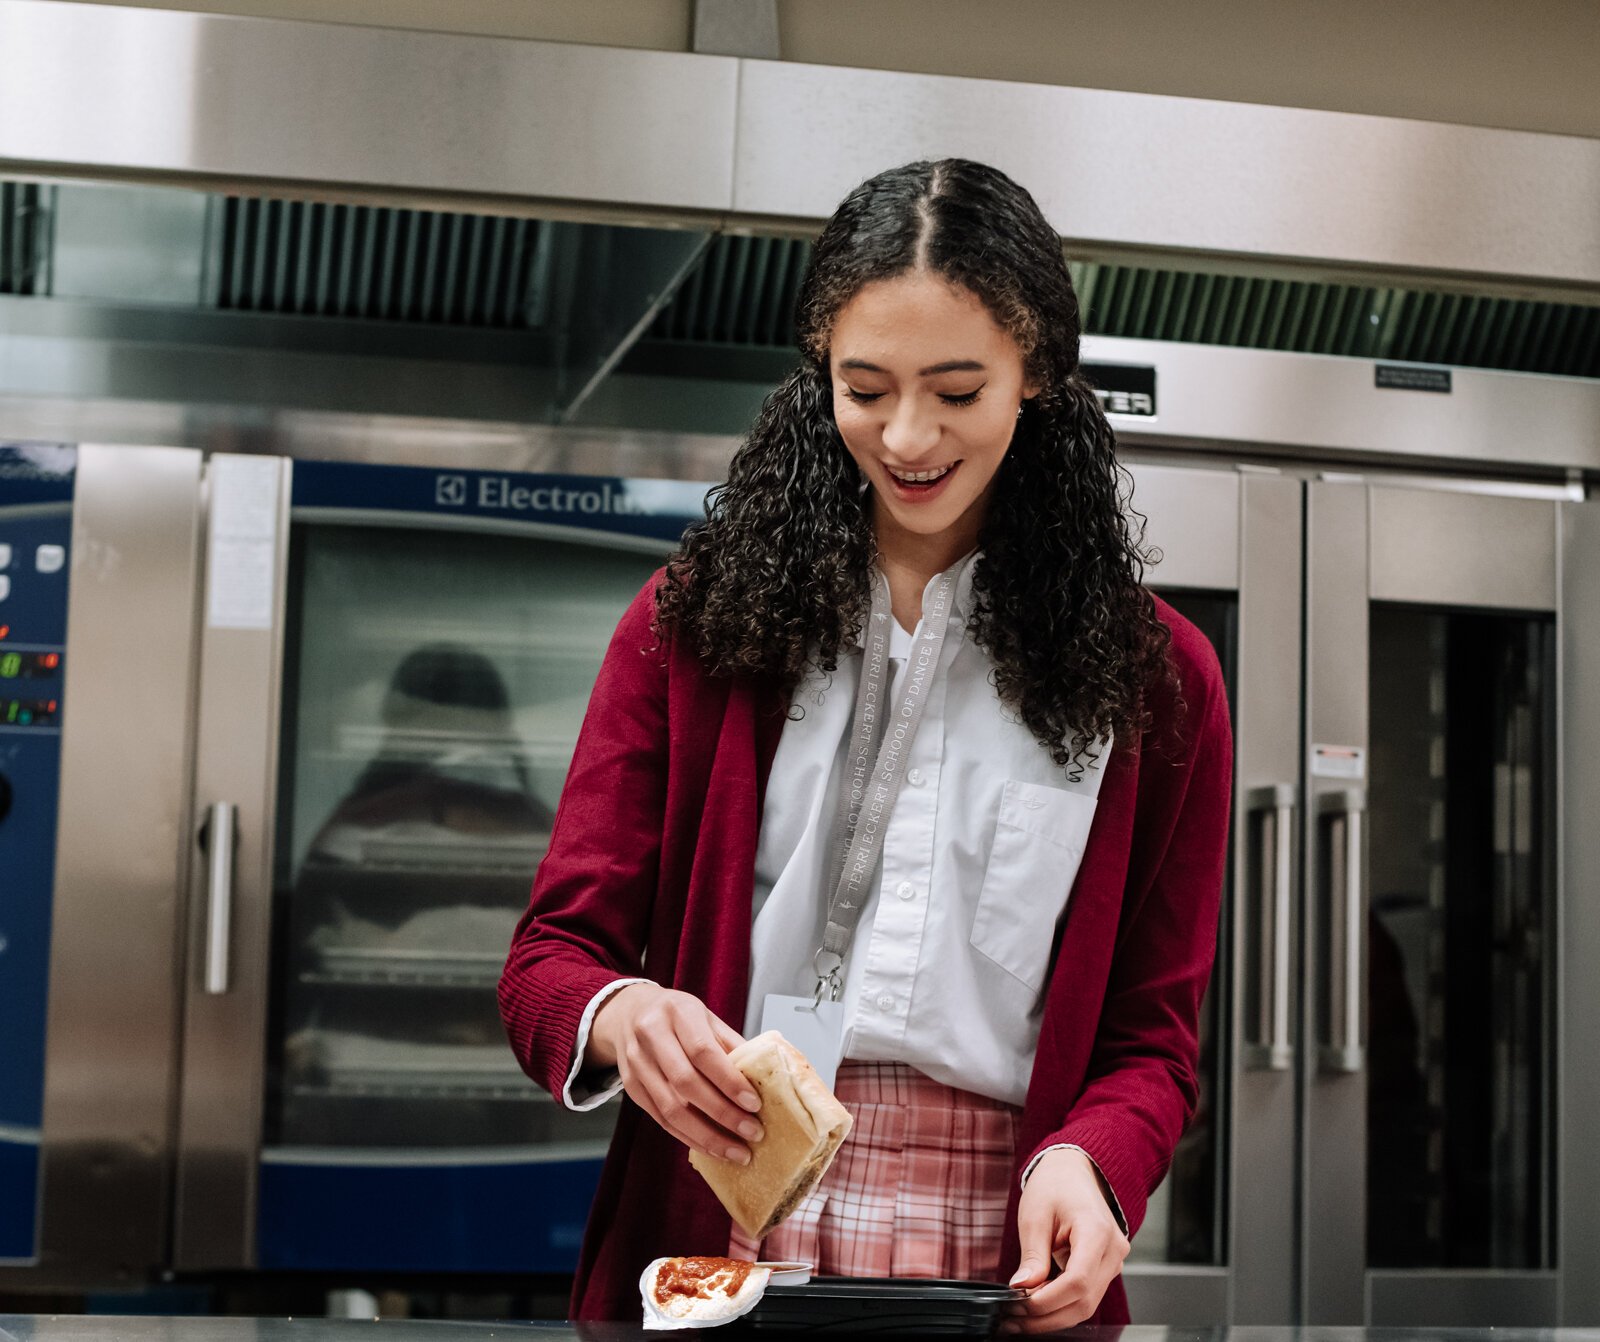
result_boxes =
[884,460,961,503]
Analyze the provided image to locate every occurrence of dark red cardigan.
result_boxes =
[499,574,1231,1322]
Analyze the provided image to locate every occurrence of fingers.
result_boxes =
[664,1032,766,1146]
[630,1059,752,1163]
[1008,1202,1056,1290]
[709,1013,747,1054]
[683,1018,761,1117]
[613,990,762,1162]
[1003,1220,1128,1335]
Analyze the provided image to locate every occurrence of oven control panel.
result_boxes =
[0,443,74,1266]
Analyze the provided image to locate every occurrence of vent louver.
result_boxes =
[649,234,808,347]
[1070,263,1600,379]
[3,179,1595,381]
[1,182,46,297]
[213,197,550,328]
[644,237,1600,380]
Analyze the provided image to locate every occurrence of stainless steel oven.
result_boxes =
[1122,461,1599,1328]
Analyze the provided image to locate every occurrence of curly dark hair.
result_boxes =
[654,158,1174,771]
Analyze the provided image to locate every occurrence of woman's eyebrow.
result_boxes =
[839,358,988,376]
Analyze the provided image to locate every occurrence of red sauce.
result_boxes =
[652,1256,755,1306]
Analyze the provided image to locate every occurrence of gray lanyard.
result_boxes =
[813,561,959,1001]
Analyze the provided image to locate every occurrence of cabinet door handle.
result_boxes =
[202,801,237,995]
[1317,788,1366,1073]
[1244,784,1296,1071]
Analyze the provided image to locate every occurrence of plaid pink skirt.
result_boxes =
[727,1060,1021,1280]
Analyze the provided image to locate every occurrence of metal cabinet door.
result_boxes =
[1120,463,1303,1325]
[1302,479,1577,1325]
[0,444,204,1284]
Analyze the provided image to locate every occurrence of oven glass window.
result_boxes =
[1367,605,1555,1269]
[266,523,662,1152]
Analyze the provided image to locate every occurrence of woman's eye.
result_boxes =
[843,387,884,405]
[940,388,984,407]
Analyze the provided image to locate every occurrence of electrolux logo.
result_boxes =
[432,472,649,517]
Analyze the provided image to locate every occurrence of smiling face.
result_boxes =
[828,269,1038,559]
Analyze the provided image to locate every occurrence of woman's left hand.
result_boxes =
[1000,1146,1130,1334]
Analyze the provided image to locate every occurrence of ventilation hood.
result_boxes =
[2,0,1599,299]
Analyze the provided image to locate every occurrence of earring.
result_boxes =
[1016,402,1026,419]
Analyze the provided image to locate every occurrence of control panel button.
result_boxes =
[0,544,11,568]
[0,576,9,602]
[35,545,66,575]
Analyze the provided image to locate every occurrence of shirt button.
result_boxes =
[895,881,915,901]
[907,768,924,786]
[876,994,895,1011]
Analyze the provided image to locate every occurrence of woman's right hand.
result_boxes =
[587,982,765,1164]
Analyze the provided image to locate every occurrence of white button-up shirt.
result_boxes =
[567,550,1106,1111]
[741,550,1107,1106]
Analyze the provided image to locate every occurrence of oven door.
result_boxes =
[1300,479,1581,1326]
[172,453,707,1271]
[1119,461,1303,1325]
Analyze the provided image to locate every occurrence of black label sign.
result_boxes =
[1375,364,1452,394]
[1080,362,1157,417]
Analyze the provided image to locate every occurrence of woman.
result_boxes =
[499,159,1230,1332]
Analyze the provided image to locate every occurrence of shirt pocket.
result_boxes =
[970,779,1099,991]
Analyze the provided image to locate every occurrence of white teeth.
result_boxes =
[888,464,955,483]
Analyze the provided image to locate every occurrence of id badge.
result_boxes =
[759,994,846,1092]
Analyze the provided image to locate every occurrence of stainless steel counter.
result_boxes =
[8,1323,1600,1342]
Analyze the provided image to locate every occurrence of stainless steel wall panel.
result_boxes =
[1124,463,1241,592]
[0,395,747,484]
[1368,1272,1558,1327]
[732,60,1600,292]
[5,296,1600,475]
[1122,1266,1230,1325]
[171,455,292,1269]
[1085,337,1600,477]
[0,1,737,220]
[1369,488,1558,611]
[37,444,204,1273]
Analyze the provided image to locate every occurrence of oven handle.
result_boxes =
[1245,784,1296,1071]
[202,800,237,995]
[1318,788,1366,1073]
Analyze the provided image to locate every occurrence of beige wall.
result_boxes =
[74,0,1600,140]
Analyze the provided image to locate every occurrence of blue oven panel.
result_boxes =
[0,443,76,1265]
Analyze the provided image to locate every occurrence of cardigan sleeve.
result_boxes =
[1023,619,1233,1239]
[497,575,669,1102]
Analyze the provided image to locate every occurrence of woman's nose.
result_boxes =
[881,396,940,459]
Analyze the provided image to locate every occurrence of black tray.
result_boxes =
[735,1276,1025,1336]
